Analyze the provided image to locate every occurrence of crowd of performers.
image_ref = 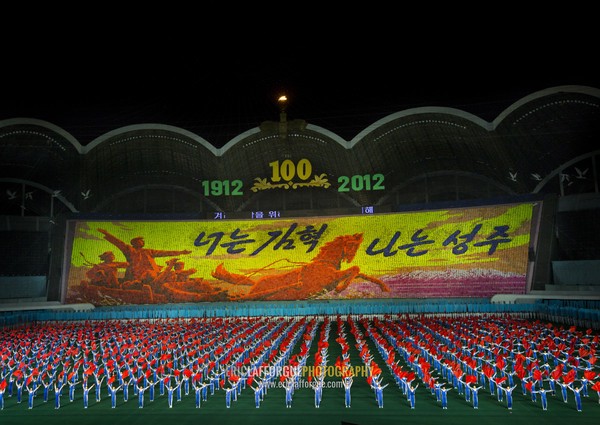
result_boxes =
[1,313,600,413]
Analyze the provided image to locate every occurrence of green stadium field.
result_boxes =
[1,316,598,425]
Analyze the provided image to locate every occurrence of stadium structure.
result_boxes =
[0,84,599,425]
[1,84,599,310]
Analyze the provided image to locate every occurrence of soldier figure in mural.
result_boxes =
[154,258,197,286]
[97,228,192,287]
[75,229,228,304]
[149,258,200,294]
[84,251,128,288]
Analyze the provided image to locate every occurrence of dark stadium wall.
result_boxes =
[0,229,49,300]
[46,216,67,302]
[529,194,558,290]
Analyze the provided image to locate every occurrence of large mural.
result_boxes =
[63,202,535,306]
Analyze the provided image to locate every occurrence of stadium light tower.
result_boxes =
[278,94,288,112]
[278,94,288,140]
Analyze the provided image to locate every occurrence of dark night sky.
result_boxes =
[2,15,598,148]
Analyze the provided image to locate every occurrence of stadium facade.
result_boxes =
[1,85,599,306]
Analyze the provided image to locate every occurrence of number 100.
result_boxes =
[269,159,312,182]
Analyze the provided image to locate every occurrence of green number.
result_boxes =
[337,174,385,192]
[337,175,350,192]
[201,180,244,196]
[351,175,364,191]
[201,180,211,196]
[231,180,243,195]
[212,180,224,196]
[372,173,385,190]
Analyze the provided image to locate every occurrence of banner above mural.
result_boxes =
[64,202,535,306]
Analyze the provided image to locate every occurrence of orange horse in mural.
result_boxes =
[211,233,390,300]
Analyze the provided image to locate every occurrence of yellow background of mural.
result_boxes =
[65,202,534,304]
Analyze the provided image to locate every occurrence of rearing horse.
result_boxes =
[211,233,390,300]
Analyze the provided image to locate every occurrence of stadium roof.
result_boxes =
[2,35,599,149]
